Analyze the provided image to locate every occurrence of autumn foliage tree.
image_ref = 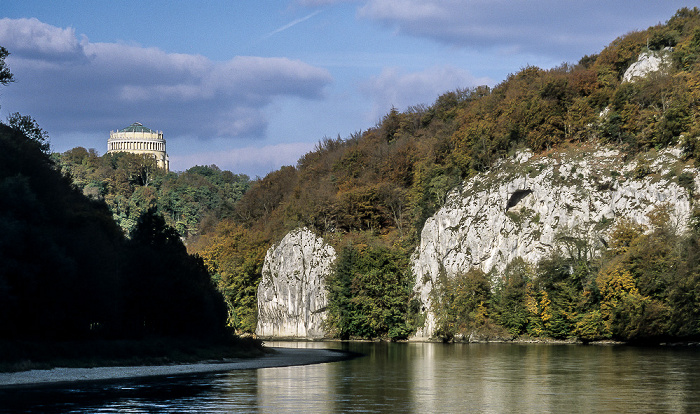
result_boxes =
[194,221,268,333]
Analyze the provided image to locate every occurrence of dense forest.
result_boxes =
[55,149,250,238]
[190,7,700,342]
[0,46,262,368]
[6,7,700,346]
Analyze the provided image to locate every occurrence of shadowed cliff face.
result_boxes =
[412,146,697,338]
[256,228,336,338]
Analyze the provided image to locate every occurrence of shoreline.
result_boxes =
[4,338,695,389]
[0,347,357,389]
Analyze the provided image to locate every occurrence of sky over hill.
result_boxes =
[0,1,692,177]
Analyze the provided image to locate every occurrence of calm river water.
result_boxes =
[2,341,700,413]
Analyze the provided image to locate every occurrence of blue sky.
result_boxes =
[0,1,693,177]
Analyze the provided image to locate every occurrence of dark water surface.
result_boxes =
[2,341,699,413]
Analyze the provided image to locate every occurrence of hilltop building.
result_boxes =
[107,122,169,171]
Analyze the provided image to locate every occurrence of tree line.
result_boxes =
[54,148,250,239]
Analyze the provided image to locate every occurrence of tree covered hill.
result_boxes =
[54,148,250,240]
[191,8,700,341]
[0,119,234,344]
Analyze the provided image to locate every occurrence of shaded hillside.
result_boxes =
[198,8,700,340]
[0,46,237,353]
[0,120,232,342]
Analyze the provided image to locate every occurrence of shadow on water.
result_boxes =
[0,373,224,413]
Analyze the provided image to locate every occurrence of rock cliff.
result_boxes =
[256,227,335,338]
[412,146,698,338]
[255,148,698,340]
[622,47,672,83]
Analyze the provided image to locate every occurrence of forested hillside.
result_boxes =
[192,7,700,342]
[55,149,250,239]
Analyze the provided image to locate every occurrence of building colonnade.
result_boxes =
[107,122,170,171]
[107,140,166,152]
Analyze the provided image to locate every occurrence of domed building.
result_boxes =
[107,122,170,171]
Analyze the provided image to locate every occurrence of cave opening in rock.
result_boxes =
[506,189,533,211]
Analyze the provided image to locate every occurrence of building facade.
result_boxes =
[107,122,169,171]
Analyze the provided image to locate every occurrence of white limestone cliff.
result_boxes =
[256,227,336,338]
[412,146,697,339]
[622,47,672,83]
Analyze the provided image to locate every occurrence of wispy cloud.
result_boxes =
[262,10,322,40]
[306,1,691,60]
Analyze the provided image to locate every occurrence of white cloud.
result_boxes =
[307,1,692,60]
[359,0,450,21]
[356,0,617,56]
[361,65,491,121]
[0,18,332,141]
[0,17,86,61]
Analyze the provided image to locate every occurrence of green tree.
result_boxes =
[666,222,700,338]
[492,258,532,336]
[126,208,228,338]
[0,46,13,87]
[195,221,268,333]
[6,113,50,154]
[325,245,357,339]
[431,268,491,340]
[56,150,250,239]
[594,208,680,341]
[534,254,590,339]
[325,243,414,340]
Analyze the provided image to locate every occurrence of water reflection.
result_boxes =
[256,360,334,412]
[263,341,700,413]
[1,342,699,413]
[406,343,700,413]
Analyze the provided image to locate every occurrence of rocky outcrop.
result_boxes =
[256,227,335,338]
[622,47,672,83]
[412,146,697,339]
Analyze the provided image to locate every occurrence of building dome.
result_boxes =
[118,122,155,133]
[107,122,169,171]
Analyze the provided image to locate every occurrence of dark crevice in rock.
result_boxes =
[506,189,532,211]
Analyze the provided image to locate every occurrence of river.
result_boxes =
[2,341,699,413]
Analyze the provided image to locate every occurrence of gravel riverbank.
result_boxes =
[0,347,355,388]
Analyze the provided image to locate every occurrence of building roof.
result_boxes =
[118,122,155,133]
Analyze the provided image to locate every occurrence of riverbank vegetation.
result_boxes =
[431,205,700,343]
